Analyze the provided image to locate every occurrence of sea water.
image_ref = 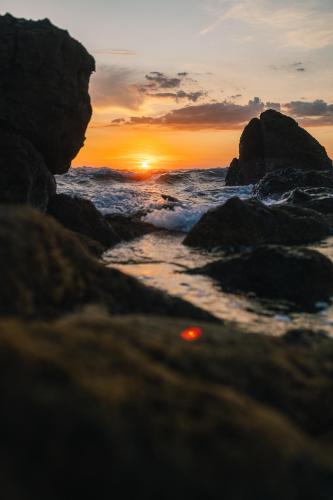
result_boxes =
[57,167,333,335]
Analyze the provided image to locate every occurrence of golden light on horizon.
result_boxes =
[140,160,150,170]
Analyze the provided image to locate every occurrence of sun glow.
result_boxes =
[140,161,150,170]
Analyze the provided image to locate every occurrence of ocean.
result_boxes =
[57,166,333,335]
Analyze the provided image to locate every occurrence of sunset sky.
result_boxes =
[2,0,333,170]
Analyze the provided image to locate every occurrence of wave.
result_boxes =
[156,168,227,185]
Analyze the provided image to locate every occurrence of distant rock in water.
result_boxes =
[225,110,332,186]
[188,245,333,310]
[0,13,95,175]
[183,197,330,249]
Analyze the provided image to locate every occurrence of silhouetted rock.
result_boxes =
[188,246,333,310]
[104,213,158,241]
[0,205,214,321]
[0,313,333,499]
[0,131,55,210]
[47,194,120,248]
[225,110,332,186]
[285,188,333,217]
[254,168,333,199]
[184,197,330,249]
[0,13,95,174]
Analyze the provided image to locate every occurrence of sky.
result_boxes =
[2,0,333,170]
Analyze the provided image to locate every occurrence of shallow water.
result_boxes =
[58,167,333,335]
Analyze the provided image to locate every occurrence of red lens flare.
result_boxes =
[181,327,203,342]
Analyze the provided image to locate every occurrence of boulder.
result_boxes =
[184,197,330,249]
[0,14,95,174]
[0,205,214,321]
[0,131,55,210]
[285,188,333,216]
[0,314,332,499]
[254,168,333,199]
[225,110,332,186]
[188,246,333,310]
[47,194,120,248]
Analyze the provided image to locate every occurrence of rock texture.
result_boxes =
[184,197,330,249]
[0,205,214,321]
[0,14,95,175]
[0,131,55,210]
[189,246,333,309]
[47,194,120,248]
[104,213,158,241]
[225,110,332,186]
[0,313,332,499]
[254,168,333,199]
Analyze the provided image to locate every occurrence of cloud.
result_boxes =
[200,0,333,49]
[271,62,307,72]
[92,49,137,56]
[111,97,333,129]
[144,71,182,89]
[90,65,145,110]
[149,90,206,102]
[115,97,265,129]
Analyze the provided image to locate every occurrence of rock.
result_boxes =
[47,194,120,248]
[254,168,333,199]
[0,205,214,321]
[283,328,329,347]
[0,313,333,499]
[161,194,181,203]
[104,213,157,241]
[184,197,330,249]
[0,14,95,174]
[188,246,333,310]
[285,188,333,216]
[225,110,332,186]
[0,131,55,210]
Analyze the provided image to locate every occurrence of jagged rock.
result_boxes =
[0,14,95,174]
[0,313,332,499]
[225,110,332,186]
[47,194,120,248]
[184,197,330,249]
[254,168,333,199]
[284,188,333,216]
[188,246,333,310]
[0,131,55,210]
[0,205,214,321]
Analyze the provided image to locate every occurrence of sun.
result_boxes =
[140,161,150,170]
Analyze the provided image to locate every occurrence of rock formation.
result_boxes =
[188,245,333,310]
[0,14,95,209]
[225,109,332,186]
[184,197,330,249]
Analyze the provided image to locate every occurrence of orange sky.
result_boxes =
[73,123,333,171]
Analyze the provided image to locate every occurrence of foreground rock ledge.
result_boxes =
[0,313,332,499]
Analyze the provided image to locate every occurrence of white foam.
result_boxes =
[143,205,211,232]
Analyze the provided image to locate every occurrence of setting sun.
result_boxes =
[141,161,150,170]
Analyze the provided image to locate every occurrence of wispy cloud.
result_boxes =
[92,49,137,56]
[200,0,333,49]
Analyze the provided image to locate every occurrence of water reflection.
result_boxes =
[103,233,333,336]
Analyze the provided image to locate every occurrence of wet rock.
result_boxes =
[0,131,55,210]
[47,194,120,248]
[188,245,333,310]
[226,110,332,186]
[283,328,329,347]
[0,313,332,499]
[104,213,157,241]
[285,188,333,216]
[0,14,95,174]
[0,205,214,321]
[184,197,330,249]
[161,194,181,203]
[254,168,333,199]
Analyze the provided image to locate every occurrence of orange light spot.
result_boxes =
[181,327,203,342]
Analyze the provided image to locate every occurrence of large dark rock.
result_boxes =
[183,197,330,249]
[0,131,55,210]
[254,168,333,199]
[225,110,332,186]
[47,194,120,248]
[104,213,158,241]
[189,246,333,310]
[0,205,214,321]
[0,314,333,499]
[284,188,333,217]
[0,14,95,174]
